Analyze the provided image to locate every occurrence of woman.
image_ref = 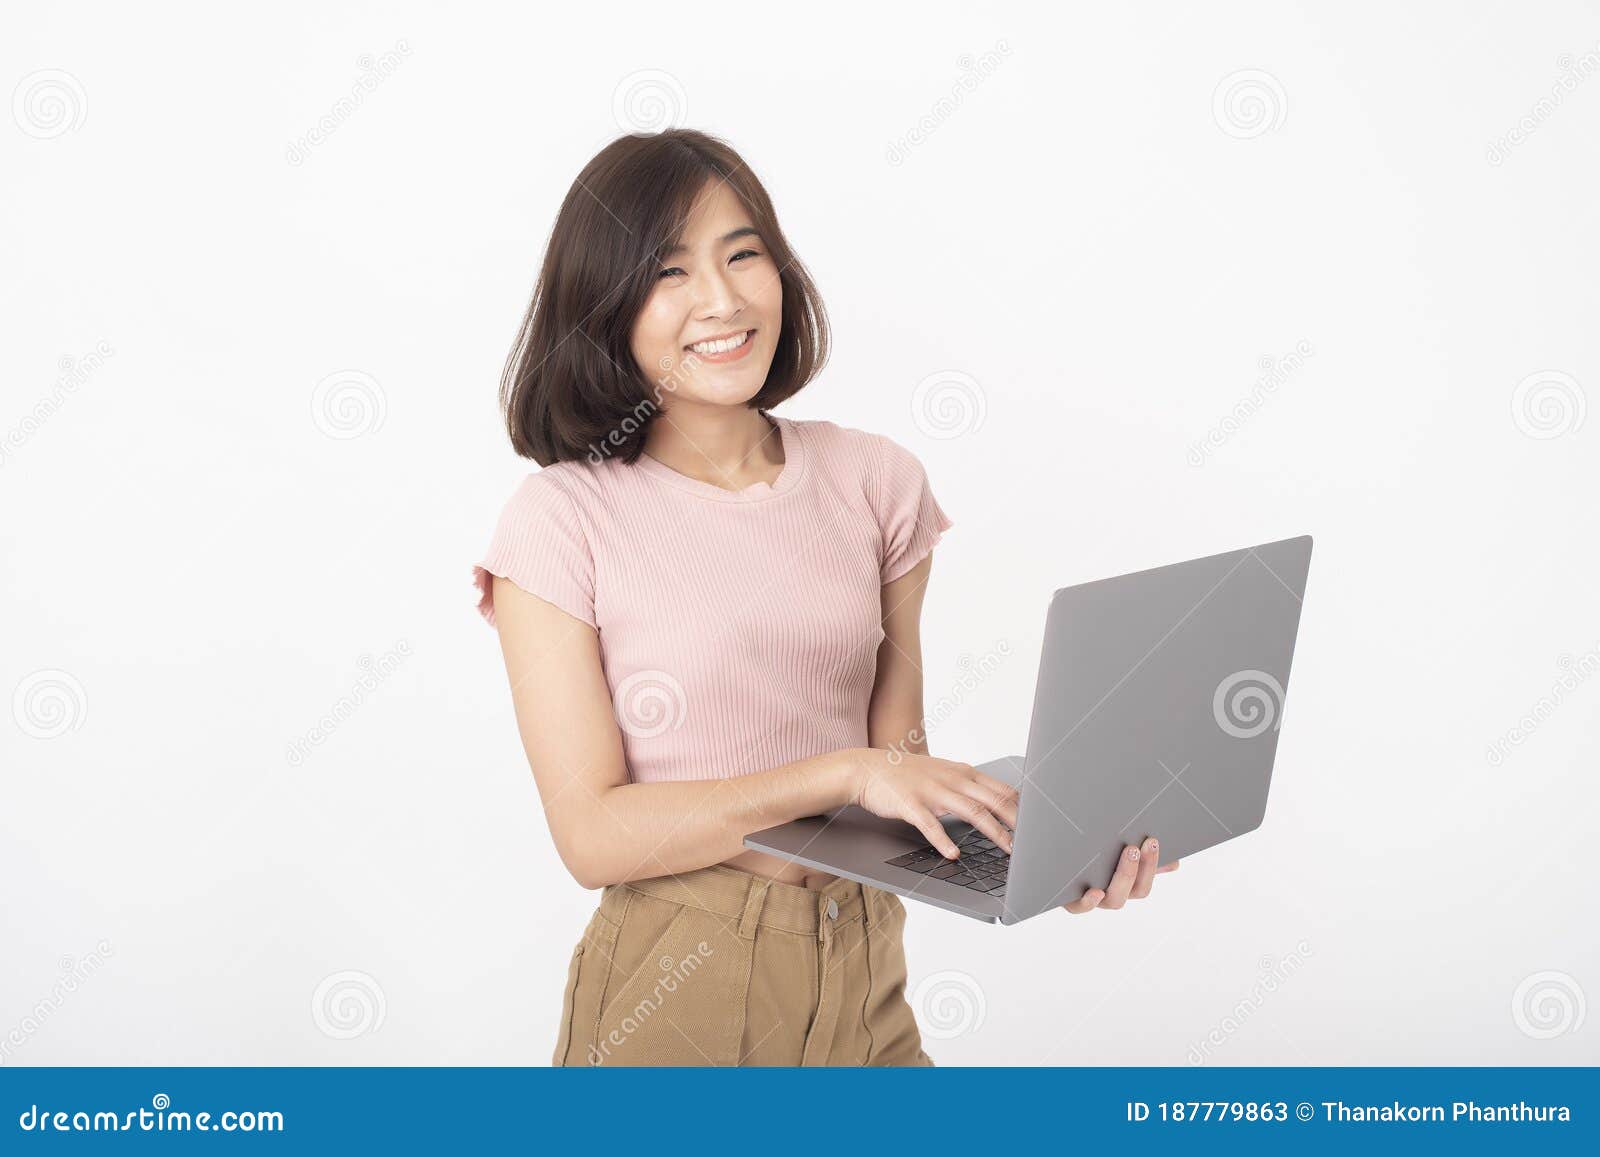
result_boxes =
[472,129,1177,1066]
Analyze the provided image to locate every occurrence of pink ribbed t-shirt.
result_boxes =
[471,412,952,784]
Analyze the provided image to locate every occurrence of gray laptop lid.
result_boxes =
[1001,535,1312,923]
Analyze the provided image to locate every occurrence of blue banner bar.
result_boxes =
[3,1067,1594,1153]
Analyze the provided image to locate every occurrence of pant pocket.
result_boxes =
[589,893,753,1066]
[551,942,586,1066]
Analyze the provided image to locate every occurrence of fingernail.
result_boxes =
[1127,847,1140,861]
[1145,838,1157,852]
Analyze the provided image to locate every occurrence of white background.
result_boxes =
[4,0,1596,1066]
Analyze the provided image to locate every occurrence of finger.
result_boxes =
[967,775,1021,829]
[1061,887,1105,914]
[908,810,960,859]
[1129,837,1160,899]
[939,794,1013,853]
[1099,844,1141,909]
[1157,860,1179,873]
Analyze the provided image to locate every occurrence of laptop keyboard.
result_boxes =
[885,829,1008,897]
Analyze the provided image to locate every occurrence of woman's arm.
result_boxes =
[868,552,935,754]
[491,566,1020,888]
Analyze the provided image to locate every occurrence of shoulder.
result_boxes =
[782,415,923,493]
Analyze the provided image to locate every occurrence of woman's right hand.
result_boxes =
[844,748,1020,859]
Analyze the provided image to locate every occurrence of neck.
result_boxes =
[642,403,783,489]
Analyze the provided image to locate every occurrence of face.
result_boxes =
[629,179,782,410]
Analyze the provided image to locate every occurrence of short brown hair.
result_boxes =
[499,130,830,466]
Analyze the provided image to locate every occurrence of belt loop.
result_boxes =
[738,875,771,940]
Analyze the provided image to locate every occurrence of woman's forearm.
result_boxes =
[557,748,862,888]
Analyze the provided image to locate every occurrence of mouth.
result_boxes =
[684,328,756,363]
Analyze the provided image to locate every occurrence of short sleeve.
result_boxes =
[471,472,596,629]
[872,434,953,584]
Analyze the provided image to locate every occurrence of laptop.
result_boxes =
[744,535,1313,924]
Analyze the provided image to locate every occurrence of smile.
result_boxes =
[685,329,755,361]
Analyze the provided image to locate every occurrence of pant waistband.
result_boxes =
[618,864,873,937]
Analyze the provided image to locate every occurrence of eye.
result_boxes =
[656,266,685,280]
[731,248,762,263]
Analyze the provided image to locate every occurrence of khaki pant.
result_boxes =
[553,863,934,1066]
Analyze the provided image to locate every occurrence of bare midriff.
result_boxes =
[721,847,839,892]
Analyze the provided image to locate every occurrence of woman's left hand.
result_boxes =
[1061,836,1179,913]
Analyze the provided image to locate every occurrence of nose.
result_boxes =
[690,263,745,321]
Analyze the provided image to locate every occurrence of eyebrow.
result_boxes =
[659,226,762,259]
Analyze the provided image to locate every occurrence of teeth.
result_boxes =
[689,330,751,355]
